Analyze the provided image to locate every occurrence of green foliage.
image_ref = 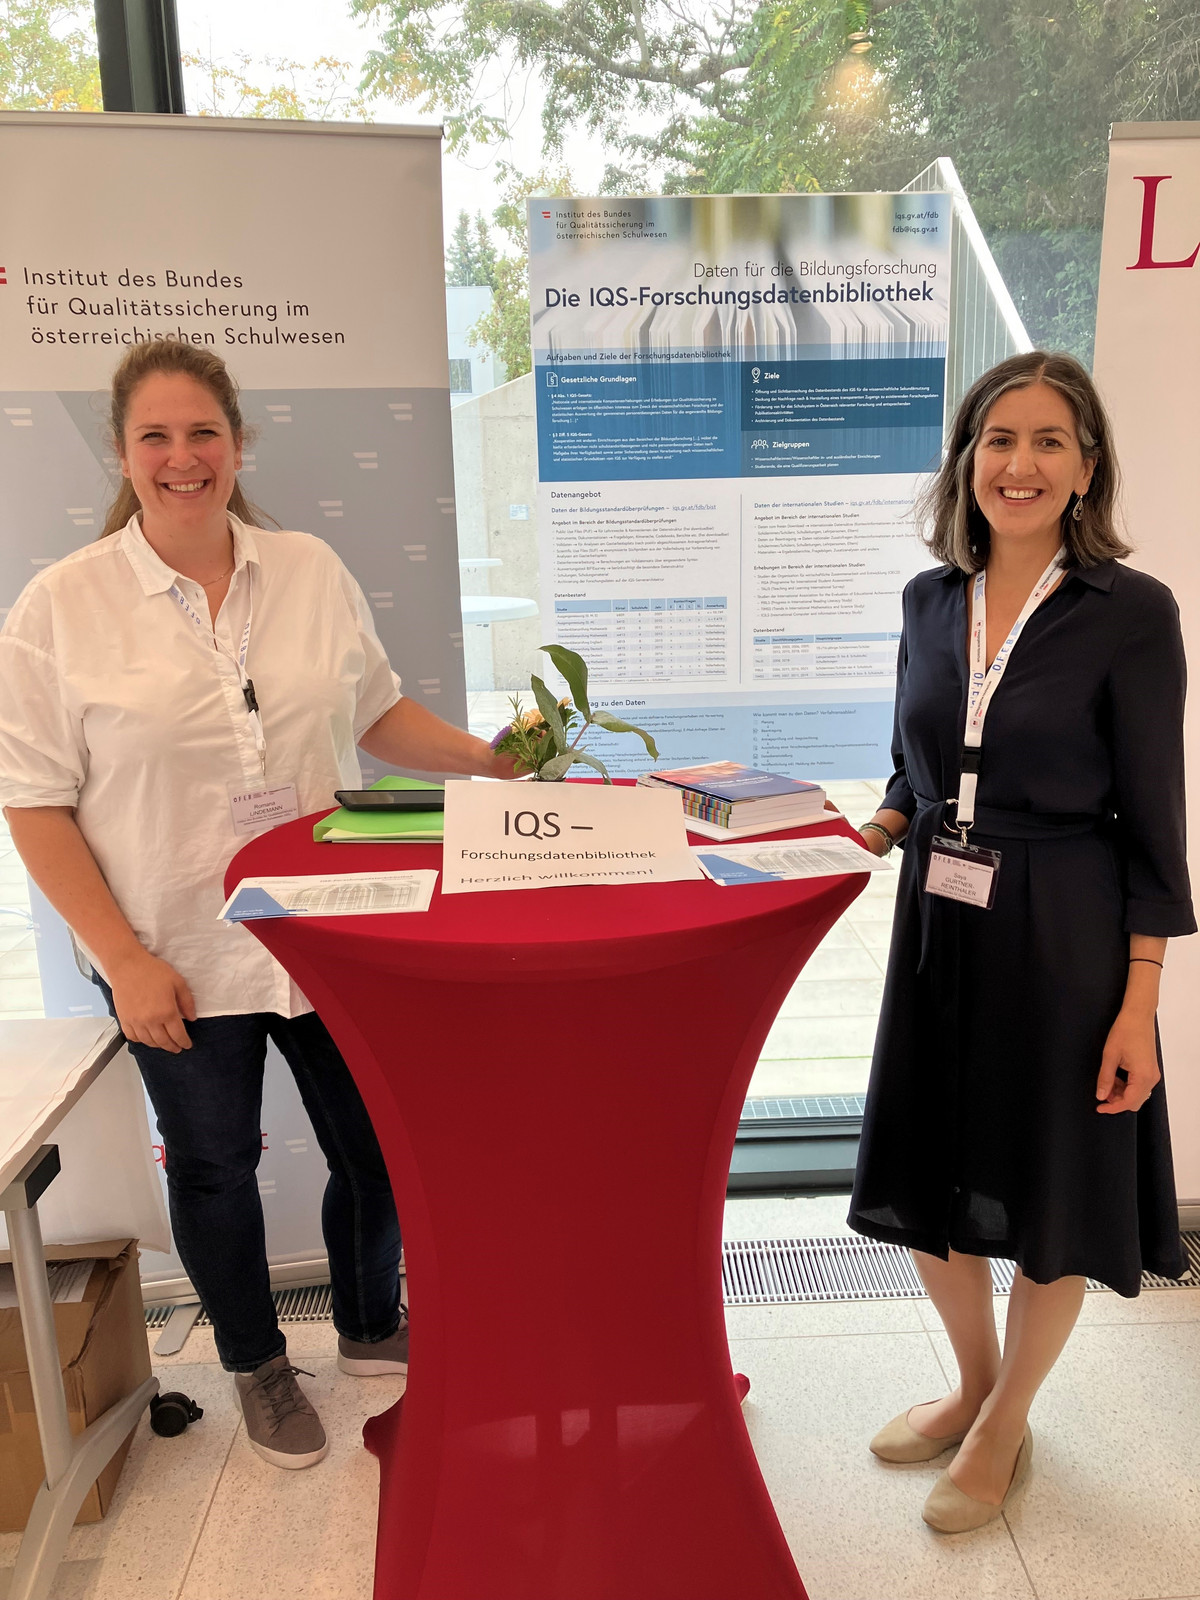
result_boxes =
[446,210,499,287]
[352,0,874,178]
[0,0,102,111]
[467,252,530,377]
[589,710,659,760]
[465,164,576,380]
[353,0,1200,364]
[640,0,882,196]
[845,0,1200,360]
[492,646,658,779]
[184,52,375,120]
[540,643,592,720]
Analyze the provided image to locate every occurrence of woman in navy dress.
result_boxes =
[849,351,1193,1532]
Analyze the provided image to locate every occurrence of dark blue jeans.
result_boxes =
[95,978,401,1372]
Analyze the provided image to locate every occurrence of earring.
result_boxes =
[1072,495,1085,522]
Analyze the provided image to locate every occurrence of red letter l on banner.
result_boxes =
[1129,176,1200,270]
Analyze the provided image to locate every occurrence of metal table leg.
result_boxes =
[2,1147,158,1600]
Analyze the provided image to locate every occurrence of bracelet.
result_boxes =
[860,821,895,855]
[1129,957,1164,968]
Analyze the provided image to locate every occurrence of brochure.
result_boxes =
[692,837,888,887]
[220,870,438,921]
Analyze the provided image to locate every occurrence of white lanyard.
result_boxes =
[169,568,266,779]
[954,548,1065,840]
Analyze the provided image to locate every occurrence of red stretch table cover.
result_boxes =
[228,804,868,1600]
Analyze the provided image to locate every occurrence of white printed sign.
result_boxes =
[441,781,703,894]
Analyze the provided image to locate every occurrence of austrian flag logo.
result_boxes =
[542,210,551,220]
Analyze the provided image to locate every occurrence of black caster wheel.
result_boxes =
[149,1391,204,1437]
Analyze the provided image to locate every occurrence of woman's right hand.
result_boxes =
[107,948,197,1053]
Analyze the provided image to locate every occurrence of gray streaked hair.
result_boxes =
[918,351,1130,572]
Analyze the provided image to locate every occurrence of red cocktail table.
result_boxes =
[227,803,867,1600]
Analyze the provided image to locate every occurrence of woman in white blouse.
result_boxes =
[0,340,515,1470]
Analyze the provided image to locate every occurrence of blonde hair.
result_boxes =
[919,351,1131,573]
[99,342,269,538]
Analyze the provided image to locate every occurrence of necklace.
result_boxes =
[200,563,235,588]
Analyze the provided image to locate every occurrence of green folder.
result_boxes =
[313,775,445,843]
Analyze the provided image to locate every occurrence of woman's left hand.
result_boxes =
[1095,1009,1161,1114]
[484,749,526,780]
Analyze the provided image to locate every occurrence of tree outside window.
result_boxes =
[353,0,1200,365]
[0,0,102,112]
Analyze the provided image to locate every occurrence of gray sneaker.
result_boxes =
[234,1355,328,1469]
[337,1306,409,1376]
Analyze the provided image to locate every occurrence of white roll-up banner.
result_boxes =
[0,111,463,1287]
[1094,122,1200,1205]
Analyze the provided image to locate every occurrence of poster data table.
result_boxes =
[554,595,728,680]
[229,808,868,1600]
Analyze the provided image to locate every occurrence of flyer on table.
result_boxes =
[528,193,950,780]
[441,780,703,894]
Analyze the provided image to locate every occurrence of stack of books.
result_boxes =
[638,761,829,839]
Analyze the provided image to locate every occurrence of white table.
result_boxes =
[459,595,539,624]
[0,1019,159,1600]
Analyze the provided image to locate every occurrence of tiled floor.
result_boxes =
[4,1196,1198,1600]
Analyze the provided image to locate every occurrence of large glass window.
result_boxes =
[12,2,1195,1112]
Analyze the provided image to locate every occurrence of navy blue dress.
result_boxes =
[847,560,1194,1296]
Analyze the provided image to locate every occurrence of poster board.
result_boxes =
[0,111,463,1286]
[1094,123,1200,1206]
[528,193,951,779]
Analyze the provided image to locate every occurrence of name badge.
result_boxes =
[229,781,300,839]
[924,835,1001,909]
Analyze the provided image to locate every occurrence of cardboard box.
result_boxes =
[0,1239,151,1532]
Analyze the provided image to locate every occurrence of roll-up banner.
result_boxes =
[0,111,464,1289]
[528,194,951,777]
[1094,123,1200,1206]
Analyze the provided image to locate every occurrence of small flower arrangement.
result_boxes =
[490,644,659,781]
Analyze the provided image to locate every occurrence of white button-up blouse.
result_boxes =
[0,513,402,1017]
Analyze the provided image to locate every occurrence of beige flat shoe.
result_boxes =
[869,1404,970,1463]
[922,1426,1033,1533]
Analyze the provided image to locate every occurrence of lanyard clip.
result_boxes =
[243,678,259,715]
[960,746,983,775]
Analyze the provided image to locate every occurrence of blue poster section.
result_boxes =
[535,361,739,481]
[536,357,944,482]
[741,357,944,476]
[577,698,897,781]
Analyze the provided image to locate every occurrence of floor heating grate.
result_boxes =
[721,1232,1200,1304]
[741,1095,867,1122]
[145,1283,336,1328]
[144,1235,1200,1325]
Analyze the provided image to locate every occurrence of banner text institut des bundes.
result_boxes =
[19,263,345,349]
